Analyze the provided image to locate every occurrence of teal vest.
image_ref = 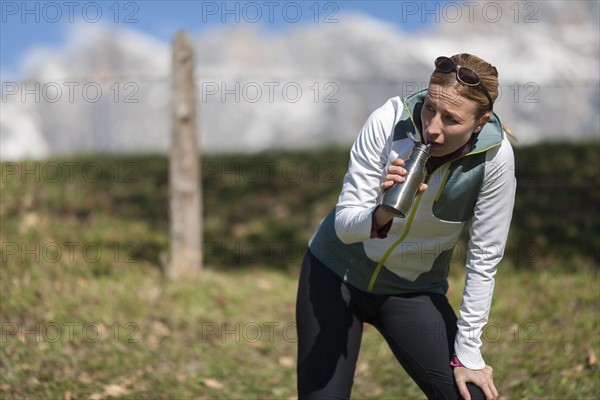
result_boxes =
[309,89,505,294]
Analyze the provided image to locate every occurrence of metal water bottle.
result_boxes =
[381,142,432,217]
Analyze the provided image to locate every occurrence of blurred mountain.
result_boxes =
[1,1,598,160]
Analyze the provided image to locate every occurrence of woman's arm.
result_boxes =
[452,138,515,400]
[454,138,517,369]
[333,98,402,244]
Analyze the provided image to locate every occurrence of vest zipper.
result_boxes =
[366,141,503,293]
[366,193,424,292]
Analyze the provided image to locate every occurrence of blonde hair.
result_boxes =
[429,53,516,140]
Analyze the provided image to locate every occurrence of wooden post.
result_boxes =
[168,31,202,279]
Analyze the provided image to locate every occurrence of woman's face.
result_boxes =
[420,84,489,157]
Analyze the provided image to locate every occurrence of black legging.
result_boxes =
[296,250,487,400]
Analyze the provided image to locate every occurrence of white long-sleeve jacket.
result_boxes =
[308,88,516,369]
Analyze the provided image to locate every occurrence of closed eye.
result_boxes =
[424,98,464,124]
[445,114,460,124]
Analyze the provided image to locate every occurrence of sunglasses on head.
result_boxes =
[434,56,494,112]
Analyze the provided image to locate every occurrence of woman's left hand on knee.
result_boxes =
[453,364,499,400]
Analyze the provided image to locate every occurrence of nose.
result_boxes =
[426,114,443,141]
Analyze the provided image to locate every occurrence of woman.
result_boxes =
[296,54,515,400]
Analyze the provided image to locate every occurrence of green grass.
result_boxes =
[1,145,599,399]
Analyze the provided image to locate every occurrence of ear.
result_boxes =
[473,112,491,134]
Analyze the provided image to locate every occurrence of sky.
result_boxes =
[0,0,451,80]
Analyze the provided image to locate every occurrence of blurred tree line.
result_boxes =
[508,143,598,269]
[199,142,600,270]
[2,143,597,271]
